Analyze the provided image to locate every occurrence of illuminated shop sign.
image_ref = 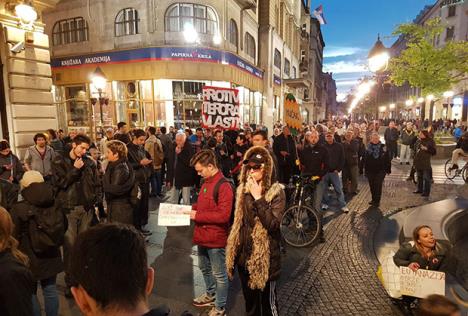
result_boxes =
[52,47,263,79]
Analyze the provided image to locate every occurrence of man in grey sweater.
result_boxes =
[24,133,55,181]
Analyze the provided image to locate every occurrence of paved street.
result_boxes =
[50,160,467,316]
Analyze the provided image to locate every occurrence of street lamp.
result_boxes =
[183,23,199,43]
[368,35,390,73]
[389,103,396,110]
[443,91,454,119]
[443,90,454,98]
[14,2,37,29]
[405,99,414,107]
[90,67,108,138]
[417,97,425,103]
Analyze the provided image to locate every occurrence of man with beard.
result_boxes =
[24,133,56,182]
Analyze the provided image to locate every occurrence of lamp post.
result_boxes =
[368,35,389,120]
[90,67,108,139]
[443,90,454,120]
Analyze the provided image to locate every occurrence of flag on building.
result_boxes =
[313,5,327,25]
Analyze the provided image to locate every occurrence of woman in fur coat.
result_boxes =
[226,145,286,316]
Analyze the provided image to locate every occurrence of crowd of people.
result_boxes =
[0,117,466,316]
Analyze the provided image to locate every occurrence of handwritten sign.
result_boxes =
[202,86,240,130]
[158,203,191,226]
[400,267,445,298]
[284,93,302,129]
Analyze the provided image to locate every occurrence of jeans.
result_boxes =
[417,169,431,196]
[197,246,228,310]
[32,276,59,316]
[169,186,192,205]
[400,144,412,164]
[321,172,346,208]
[342,165,359,193]
[150,170,162,196]
[387,141,398,159]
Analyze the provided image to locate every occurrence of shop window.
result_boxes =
[284,58,290,76]
[115,8,139,36]
[228,19,238,49]
[446,26,455,41]
[65,86,89,127]
[165,3,218,35]
[52,17,89,46]
[274,49,281,69]
[245,32,256,61]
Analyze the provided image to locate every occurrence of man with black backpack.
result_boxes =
[188,150,234,316]
[51,134,102,298]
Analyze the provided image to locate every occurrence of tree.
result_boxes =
[389,18,468,96]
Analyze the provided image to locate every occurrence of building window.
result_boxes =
[165,3,218,35]
[447,5,456,17]
[115,8,139,36]
[446,26,455,41]
[52,17,89,46]
[228,19,238,48]
[245,32,256,61]
[284,58,290,76]
[292,66,296,79]
[274,49,281,69]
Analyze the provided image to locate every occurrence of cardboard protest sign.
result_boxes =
[284,93,302,130]
[158,203,191,226]
[400,266,445,298]
[202,86,240,130]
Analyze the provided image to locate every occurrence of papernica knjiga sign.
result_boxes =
[202,86,240,130]
[399,266,445,298]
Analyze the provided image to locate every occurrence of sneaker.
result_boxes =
[208,307,226,316]
[193,293,216,307]
[321,204,329,210]
[341,207,350,213]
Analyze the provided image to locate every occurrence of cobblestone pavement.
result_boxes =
[278,167,468,316]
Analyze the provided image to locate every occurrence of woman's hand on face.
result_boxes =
[408,262,420,272]
[248,177,263,200]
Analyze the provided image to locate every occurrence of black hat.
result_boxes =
[243,152,267,166]
[0,140,10,151]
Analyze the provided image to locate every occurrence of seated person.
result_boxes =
[393,225,449,271]
[450,132,468,171]
[69,224,171,316]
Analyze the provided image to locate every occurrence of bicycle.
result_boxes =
[444,158,468,183]
[280,175,322,247]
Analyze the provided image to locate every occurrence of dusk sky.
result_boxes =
[316,0,434,101]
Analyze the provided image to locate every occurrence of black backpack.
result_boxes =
[27,203,66,254]
[211,177,236,226]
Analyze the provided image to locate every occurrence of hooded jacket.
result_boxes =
[11,182,64,281]
[226,146,286,290]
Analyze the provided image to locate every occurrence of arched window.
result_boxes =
[228,19,238,48]
[115,8,139,36]
[165,3,218,35]
[245,32,256,61]
[274,49,281,69]
[52,17,89,46]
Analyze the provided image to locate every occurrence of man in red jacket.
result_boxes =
[188,150,234,316]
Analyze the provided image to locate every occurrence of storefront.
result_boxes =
[51,46,264,138]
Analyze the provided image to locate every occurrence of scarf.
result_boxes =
[367,143,381,159]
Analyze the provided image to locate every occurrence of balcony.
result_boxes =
[233,0,257,8]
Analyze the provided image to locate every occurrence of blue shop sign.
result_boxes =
[273,75,282,85]
[51,47,263,79]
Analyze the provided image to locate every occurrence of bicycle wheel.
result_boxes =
[463,166,468,183]
[280,204,321,247]
[444,158,457,180]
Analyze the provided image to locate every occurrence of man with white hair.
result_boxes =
[400,122,417,165]
[166,132,196,205]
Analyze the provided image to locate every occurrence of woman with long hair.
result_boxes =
[0,207,34,316]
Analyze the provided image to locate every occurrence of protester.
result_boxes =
[251,130,278,181]
[273,126,297,184]
[363,132,391,207]
[322,131,349,213]
[189,150,234,316]
[128,129,153,233]
[166,132,195,205]
[417,294,461,316]
[69,224,170,316]
[189,127,206,153]
[47,129,64,154]
[52,134,101,297]
[159,126,174,185]
[114,121,131,144]
[103,140,135,225]
[226,146,286,316]
[230,133,249,182]
[384,121,399,160]
[11,170,64,316]
[449,131,468,171]
[99,127,114,162]
[413,130,436,198]
[400,122,417,165]
[342,130,360,195]
[24,133,56,181]
[145,127,164,198]
[0,206,34,316]
[0,139,24,183]
[213,130,232,178]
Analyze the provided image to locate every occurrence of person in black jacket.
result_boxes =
[322,131,349,213]
[166,132,195,205]
[384,121,399,160]
[51,134,101,297]
[342,130,360,195]
[214,130,232,178]
[103,140,135,225]
[413,130,436,198]
[127,129,153,233]
[273,126,297,184]
[0,206,34,316]
[363,132,391,207]
[113,121,131,144]
[11,171,63,316]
